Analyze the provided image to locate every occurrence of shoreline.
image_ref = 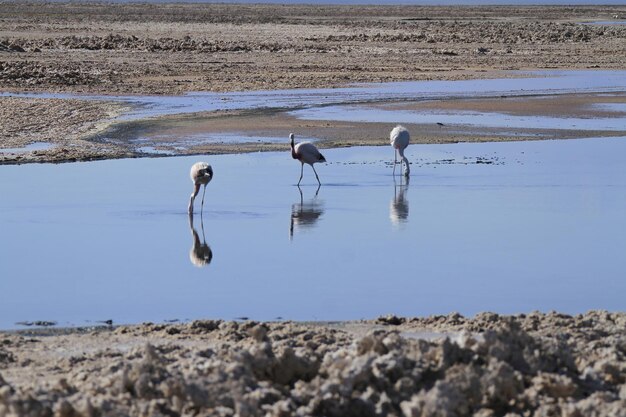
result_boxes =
[1,3,626,164]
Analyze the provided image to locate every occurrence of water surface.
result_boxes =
[584,20,626,26]
[0,142,55,154]
[4,71,626,121]
[1,138,625,329]
[290,104,626,131]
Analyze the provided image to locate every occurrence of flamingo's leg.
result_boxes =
[200,183,207,212]
[392,149,397,176]
[312,165,321,186]
[297,162,304,186]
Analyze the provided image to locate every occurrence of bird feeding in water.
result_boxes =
[390,125,410,177]
[290,133,326,186]
[188,162,213,214]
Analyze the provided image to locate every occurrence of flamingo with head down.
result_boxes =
[188,162,213,214]
[390,125,410,177]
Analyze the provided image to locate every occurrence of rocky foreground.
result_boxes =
[1,311,625,416]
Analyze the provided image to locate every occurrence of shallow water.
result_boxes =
[4,71,625,154]
[4,71,626,121]
[1,138,625,329]
[0,142,55,154]
[584,20,626,26]
[290,103,626,131]
[130,133,314,151]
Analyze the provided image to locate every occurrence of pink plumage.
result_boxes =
[290,133,326,186]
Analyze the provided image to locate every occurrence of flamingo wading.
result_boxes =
[290,133,326,186]
[188,162,213,214]
[390,125,410,177]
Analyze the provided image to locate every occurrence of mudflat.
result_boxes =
[1,2,626,163]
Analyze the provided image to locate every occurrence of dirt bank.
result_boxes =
[1,311,625,416]
[0,97,132,164]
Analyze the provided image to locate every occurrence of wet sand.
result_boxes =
[1,2,626,164]
[1,312,625,416]
[3,91,626,164]
[0,97,133,163]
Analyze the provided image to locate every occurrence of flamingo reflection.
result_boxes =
[188,213,213,267]
[390,176,409,226]
[290,185,324,240]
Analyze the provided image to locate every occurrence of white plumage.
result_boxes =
[188,162,213,214]
[290,133,326,186]
[390,125,410,177]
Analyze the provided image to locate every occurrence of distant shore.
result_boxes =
[1,2,625,164]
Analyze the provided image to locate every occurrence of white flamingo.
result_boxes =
[290,133,326,186]
[188,162,213,214]
[390,125,410,177]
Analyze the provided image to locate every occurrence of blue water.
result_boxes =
[4,71,626,122]
[0,142,55,154]
[131,133,314,152]
[1,138,625,329]
[585,21,626,26]
[290,104,626,131]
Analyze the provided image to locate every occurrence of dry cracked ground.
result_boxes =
[1,312,625,416]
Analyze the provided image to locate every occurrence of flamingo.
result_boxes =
[188,162,213,214]
[390,125,410,177]
[290,133,326,186]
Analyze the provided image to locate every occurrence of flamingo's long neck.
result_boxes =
[290,139,299,160]
[402,155,410,175]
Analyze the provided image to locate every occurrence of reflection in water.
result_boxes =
[188,213,213,267]
[290,185,324,240]
[390,176,409,226]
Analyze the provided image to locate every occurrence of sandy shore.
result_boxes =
[1,2,626,164]
[1,312,625,416]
